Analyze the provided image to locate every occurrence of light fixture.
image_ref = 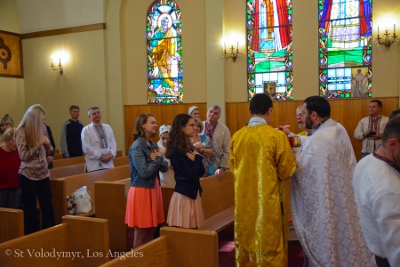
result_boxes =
[223,42,239,62]
[375,24,399,51]
[51,58,63,75]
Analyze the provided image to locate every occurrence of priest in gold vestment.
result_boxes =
[230,94,296,266]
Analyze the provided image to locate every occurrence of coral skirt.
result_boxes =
[125,178,164,228]
[166,191,205,229]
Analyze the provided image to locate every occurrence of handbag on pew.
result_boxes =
[69,186,93,214]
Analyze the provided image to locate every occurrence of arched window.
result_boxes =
[318,0,372,98]
[147,0,183,104]
[246,0,293,100]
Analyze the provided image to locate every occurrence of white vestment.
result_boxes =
[291,118,375,267]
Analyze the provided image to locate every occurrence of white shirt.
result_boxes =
[353,153,400,266]
[81,123,117,172]
[157,140,175,187]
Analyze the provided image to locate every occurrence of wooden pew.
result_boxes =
[53,153,64,160]
[95,178,174,253]
[52,156,85,168]
[0,208,24,243]
[0,216,110,267]
[50,165,131,224]
[160,171,234,267]
[52,150,123,168]
[99,235,175,267]
[99,229,218,267]
[98,172,234,267]
[49,156,129,179]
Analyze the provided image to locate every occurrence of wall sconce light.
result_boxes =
[375,24,399,50]
[223,42,239,62]
[51,58,63,75]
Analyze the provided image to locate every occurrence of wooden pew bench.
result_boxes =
[98,172,234,267]
[99,229,219,267]
[160,171,234,267]
[0,216,110,267]
[52,156,85,168]
[52,150,123,168]
[0,208,24,243]
[49,156,129,179]
[51,165,131,224]
[95,178,174,253]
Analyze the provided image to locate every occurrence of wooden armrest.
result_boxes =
[198,206,234,232]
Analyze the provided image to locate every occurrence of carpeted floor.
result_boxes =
[219,226,305,267]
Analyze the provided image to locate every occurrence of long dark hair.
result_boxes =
[165,114,194,158]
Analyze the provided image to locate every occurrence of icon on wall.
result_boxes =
[0,30,24,78]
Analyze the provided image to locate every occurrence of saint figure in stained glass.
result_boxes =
[147,1,183,104]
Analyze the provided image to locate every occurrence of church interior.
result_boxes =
[0,0,399,266]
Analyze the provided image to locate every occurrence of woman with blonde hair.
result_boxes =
[15,104,55,234]
[0,114,13,136]
[0,127,21,208]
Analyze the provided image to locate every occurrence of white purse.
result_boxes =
[71,186,93,214]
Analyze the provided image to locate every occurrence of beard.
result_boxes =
[305,116,314,130]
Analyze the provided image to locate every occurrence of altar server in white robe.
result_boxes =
[291,96,375,267]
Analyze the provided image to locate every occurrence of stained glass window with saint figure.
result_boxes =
[318,0,372,98]
[246,0,293,101]
[147,0,183,104]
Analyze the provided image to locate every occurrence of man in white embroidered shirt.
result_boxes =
[354,100,389,158]
[81,106,117,172]
[353,114,400,267]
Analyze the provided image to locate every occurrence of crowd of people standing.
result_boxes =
[0,95,399,266]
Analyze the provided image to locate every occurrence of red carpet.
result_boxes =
[218,226,305,267]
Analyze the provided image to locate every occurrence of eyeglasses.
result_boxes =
[295,113,305,118]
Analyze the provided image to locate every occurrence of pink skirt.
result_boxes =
[125,178,164,228]
[166,191,205,229]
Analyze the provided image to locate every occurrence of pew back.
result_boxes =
[160,171,235,267]
[200,171,234,219]
[99,236,175,267]
[49,156,129,179]
[52,151,123,168]
[101,229,218,267]
[0,216,110,267]
[95,178,174,253]
[0,208,24,243]
[51,165,131,224]
[53,156,85,168]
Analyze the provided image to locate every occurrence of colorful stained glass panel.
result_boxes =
[318,0,373,98]
[247,0,294,101]
[147,0,183,104]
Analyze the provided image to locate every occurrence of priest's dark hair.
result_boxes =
[250,93,273,115]
[304,96,331,118]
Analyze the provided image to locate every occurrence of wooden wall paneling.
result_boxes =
[124,97,398,159]
[124,103,207,154]
[226,97,399,161]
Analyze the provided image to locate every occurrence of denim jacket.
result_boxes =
[129,137,168,188]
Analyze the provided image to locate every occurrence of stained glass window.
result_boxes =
[147,0,183,104]
[246,0,293,101]
[318,0,372,98]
